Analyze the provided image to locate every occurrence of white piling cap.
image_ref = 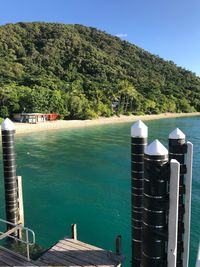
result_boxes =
[169,128,185,139]
[145,139,168,156]
[131,120,148,138]
[1,118,15,131]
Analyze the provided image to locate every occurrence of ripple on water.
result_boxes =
[0,117,199,266]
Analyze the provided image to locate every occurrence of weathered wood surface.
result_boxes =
[0,238,124,266]
[0,248,37,266]
[0,226,19,240]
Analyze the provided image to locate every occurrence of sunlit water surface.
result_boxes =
[0,116,199,266]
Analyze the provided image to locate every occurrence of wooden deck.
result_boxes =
[0,238,124,266]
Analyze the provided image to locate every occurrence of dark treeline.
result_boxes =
[0,22,200,120]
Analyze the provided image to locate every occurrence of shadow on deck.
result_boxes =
[0,238,125,266]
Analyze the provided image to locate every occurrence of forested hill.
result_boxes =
[0,22,200,119]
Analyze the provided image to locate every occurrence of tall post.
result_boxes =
[131,120,148,267]
[183,142,193,267]
[142,140,169,266]
[17,175,24,238]
[1,118,18,231]
[168,159,180,267]
[169,128,187,267]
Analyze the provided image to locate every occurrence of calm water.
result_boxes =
[0,116,199,266]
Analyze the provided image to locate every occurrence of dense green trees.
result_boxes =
[0,22,200,119]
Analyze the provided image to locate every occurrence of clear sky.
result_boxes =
[1,0,200,76]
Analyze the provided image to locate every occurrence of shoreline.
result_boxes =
[1,112,200,135]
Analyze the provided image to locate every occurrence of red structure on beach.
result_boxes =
[47,113,58,121]
[13,113,59,123]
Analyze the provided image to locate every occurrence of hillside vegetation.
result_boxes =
[0,22,200,119]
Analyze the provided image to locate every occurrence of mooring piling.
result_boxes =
[1,118,18,233]
[169,128,187,267]
[130,123,194,267]
[71,223,77,240]
[131,120,148,267]
[142,140,169,266]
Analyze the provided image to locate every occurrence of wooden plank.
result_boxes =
[53,244,98,265]
[54,241,118,266]
[33,258,54,267]
[61,239,118,260]
[17,176,24,226]
[60,239,104,253]
[17,176,24,238]
[50,244,97,266]
[1,255,21,266]
[36,258,62,266]
[64,238,104,251]
[63,239,125,263]
[37,257,79,267]
[0,236,124,266]
[0,251,30,266]
[38,250,81,266]
[0,249,38,266]
[0,258,12,266]
[0,255,35,266]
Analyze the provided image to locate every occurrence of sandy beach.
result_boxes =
[1,112,199,135]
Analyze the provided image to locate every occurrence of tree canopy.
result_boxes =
[0,22,200,119]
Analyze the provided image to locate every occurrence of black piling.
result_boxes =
[142,140,169,267]
[131,120,148,267]
[169,128,187,267]
[1,118,18,231]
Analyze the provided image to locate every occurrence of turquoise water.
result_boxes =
[0,116,199,266]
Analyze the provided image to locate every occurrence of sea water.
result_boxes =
[0,116,199,266]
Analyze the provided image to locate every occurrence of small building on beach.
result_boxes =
[13,113,58,123]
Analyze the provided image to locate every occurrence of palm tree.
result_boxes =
[116,80,138,113]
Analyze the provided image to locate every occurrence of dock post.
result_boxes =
[131,120,148,266]
[71,224,77,240]
[1,118,18,234]
[116,235,122,255]
[169,128,187,267]
[17,175,24,238]
[142,140,169,266]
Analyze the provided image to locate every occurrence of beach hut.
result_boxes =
[13,113,58,123]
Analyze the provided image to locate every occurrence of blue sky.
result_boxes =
[1,0,200,76]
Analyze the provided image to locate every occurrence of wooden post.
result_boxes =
[71,224,77,240]
[116,235,122,255]
[17,176,24,239]
[17,176,24,226]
